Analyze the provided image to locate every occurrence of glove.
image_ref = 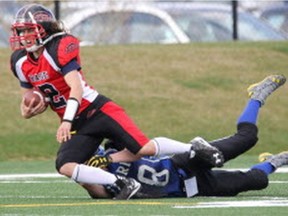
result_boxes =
[85,155,112,168]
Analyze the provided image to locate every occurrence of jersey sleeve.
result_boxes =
[10,50,33,89]
[58,35,80,67]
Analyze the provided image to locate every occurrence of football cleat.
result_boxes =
[113,175,142,200]
[258,152,273,162]
[247,74,286,106]
[261,151,288,168]
[190,136,224,167]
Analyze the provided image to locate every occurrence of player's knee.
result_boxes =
[56,161,76,178]
[55,155,63,172]
[246,169,269,190]
[55,154,71,174]
[237,123,259,147]
[138,140,156,156]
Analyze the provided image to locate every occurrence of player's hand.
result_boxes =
[56,121,72,143]
[85,155,113,168]
[20,98,47,119]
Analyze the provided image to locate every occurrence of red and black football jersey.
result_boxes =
[10,34,98,119]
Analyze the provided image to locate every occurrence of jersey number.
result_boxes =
[38,83,66,108]
[137,165,169,186]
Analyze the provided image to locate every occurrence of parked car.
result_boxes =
[63,4,190,45]
[153,2,288,42]
[238,0,285,15]
[259,5,288,34]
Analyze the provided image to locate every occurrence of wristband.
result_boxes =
[62,98,79,122]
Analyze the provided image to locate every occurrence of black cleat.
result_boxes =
[113,176,142,200]
[190,136,224,167]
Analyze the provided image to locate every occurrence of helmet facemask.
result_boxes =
[10,4,55,52]
[10,21,46,52]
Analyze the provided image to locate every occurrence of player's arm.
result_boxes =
[54,36,83,143]
[81,184,112,199]
[20,87,47,119]
[56,69,83,143]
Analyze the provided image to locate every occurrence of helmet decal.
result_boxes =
[33,11,54,22]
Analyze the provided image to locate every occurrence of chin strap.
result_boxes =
[42,32,67,45]
[26,32,67,52]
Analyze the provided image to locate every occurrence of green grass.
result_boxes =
[1,41,288,161]
[1,157,288,216]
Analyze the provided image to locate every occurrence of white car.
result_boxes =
[153,2,288,42]
[63,3,190,46]
[259,5,288,35]
[62,2,287,46]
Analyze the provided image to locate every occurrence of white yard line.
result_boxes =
[0,173,63,180]
[174,199,288,208]
[1,167,288,180]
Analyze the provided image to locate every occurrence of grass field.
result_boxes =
[1,42,288,161]
[1,42,288,215]
[1,157,288,216]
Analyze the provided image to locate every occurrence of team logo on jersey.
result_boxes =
[65,42,79,54]
[29,71,49,82]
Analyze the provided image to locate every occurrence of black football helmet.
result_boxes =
[10,4,56,51]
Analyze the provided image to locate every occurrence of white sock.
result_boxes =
[152,137,192,157]
[71,164,117,184]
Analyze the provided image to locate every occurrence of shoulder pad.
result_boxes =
[45,34,80,68]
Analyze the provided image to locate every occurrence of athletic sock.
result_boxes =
[237,99,261,125]
[152,137,191,157]
[71,164,117,184]
[250,162,276,175]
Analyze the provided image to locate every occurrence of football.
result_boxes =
[23,89,47,107]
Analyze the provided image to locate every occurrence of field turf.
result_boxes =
[0,158,288,216]
[1,42,288,215]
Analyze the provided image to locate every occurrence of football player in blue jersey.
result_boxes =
[82,75,288,199]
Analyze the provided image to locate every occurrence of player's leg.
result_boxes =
[81,183,111,198]
[55,135,141,200]
[195,151,288,197]
[210,74,286,161]
[195,168,268,196]
[251,151,288,175]
[98,100,223,167]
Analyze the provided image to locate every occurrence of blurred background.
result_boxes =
[1,0,288,47]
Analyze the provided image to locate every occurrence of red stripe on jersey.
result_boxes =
[100,101,149,147]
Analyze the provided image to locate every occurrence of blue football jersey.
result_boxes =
[105,149,186,197]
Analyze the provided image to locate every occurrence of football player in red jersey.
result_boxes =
[9,4,224,199]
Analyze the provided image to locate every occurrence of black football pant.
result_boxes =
[172,123,269,196]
